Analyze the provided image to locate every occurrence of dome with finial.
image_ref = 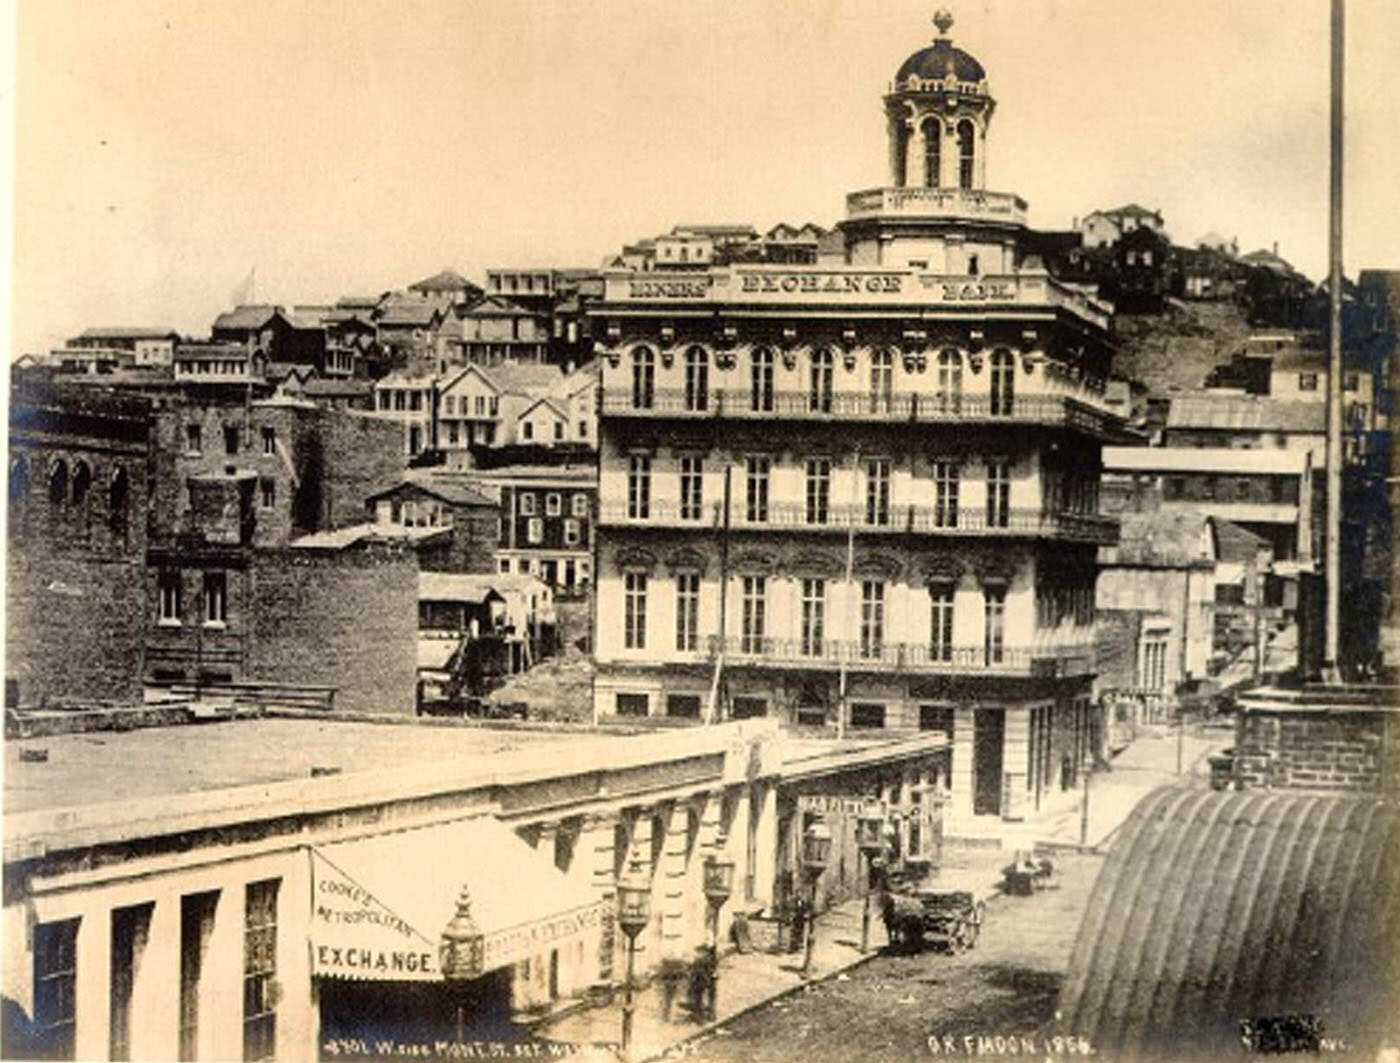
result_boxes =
[894,9,986,86]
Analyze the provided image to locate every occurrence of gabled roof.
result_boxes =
[517,396,566,422]
[265,361,316,383]
[1210,517,1272,562]
[367,474,495,508]
[1091,202,1162,220]
[408,268,481,294]
[336,295,385,310]
[376,300,442,328]
[419,572,503,604]
[489,361,564,396]
[455,294,535,318]
[212,305,286,331]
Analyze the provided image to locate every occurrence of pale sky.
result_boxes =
[8,0,1400,356]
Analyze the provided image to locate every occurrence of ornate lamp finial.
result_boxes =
[933,9,955,37]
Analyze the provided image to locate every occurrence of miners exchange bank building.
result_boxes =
[589,10,1126,828]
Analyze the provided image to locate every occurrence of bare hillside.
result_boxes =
[1111,300,1254,392]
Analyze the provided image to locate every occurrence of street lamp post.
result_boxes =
[701,833,736,1021]
[800,818,832,976]
[615,852,652,1059]
[856,801,886,953]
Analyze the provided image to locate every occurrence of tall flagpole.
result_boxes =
[1323,0,1344,678]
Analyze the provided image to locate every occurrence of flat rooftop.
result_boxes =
[4,717,574,815]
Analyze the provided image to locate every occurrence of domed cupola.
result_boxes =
[884,10,996,191]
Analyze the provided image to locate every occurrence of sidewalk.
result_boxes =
[538,851,1008,1061]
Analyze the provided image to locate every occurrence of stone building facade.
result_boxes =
[588,15,1122,826]
[5,375,149,707]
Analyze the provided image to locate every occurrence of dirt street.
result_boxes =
[685,854,1105,1063]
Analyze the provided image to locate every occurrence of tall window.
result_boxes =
[801,578,826,657]
[224,425,240,456]
[984,585,1006,665]
[48,459,68,507]
[186,423,203,454]
[110,904,153,1061]
[741,575,766,653]
[933,460,960,527]
[627,455,651,519]
[631,346,655,409]
[750,347,774,412]
[180,892,219,1062]
[929,583,955,662]
[34,919,78,1061]
[987,459,1011,528]
[804,458,831,524]
[624,572,647,649]
[243,879,280,1062]
[869,348,894,413]
[936,349,962,412]
[860,581,885,659]
[922,116,942,188]
[989,348,1015,416]
[8,457,27,538]
[675,572,700,652]
[745,456,770,523]
[809,348,834,413]
[865,458,891,526]
[679,456,704,521]
[684,346,709,411]
[71,461,91,513]
[957,119,975,189]
[261,426,276,455]
[159,570,182,624]
[203,571,227,625]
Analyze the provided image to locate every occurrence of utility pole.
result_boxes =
[706,465,732,724]
[1323,0,1345,680]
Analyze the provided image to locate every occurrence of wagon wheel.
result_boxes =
[946,927,964,955]
[964,916,980,950]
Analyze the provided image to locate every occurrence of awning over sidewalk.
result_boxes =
[310,816,607,982]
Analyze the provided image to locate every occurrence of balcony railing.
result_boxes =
[601,388,1119,434]
[844,187,1028,225]
[704,636,1095,678]
[597,500,1118,544]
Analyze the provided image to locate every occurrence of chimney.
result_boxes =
[1273,241,1279,256]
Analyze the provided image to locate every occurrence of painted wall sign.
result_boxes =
[311,851,441,981]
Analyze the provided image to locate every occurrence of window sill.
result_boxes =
[202,621,227,631]
[157,618,183,628]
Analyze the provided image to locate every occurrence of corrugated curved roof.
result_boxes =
[1059,785,1400,1061]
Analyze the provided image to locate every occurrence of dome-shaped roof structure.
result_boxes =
[895,10,985,85]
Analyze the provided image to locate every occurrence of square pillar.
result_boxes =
[1002,706,1031,821]
[950,705,975,818]
[73,907,111,1063]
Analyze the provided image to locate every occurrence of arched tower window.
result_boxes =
[869,348,894,413]
[990,348,1015,416]
[109,466,130,541]
[809,348,834,414]
[750,347,774,413]
[8,456,28,538]
[890,116,910,189]
[921,116,942,189]
[683,346,708,412]
[936,349,962,413]
[631,346,655,410]
[48,459,68,507]
[72,461,91,507]
[957,120,976,190]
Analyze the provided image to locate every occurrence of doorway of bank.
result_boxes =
[972,709,1004,816]
[317,968,517,1058]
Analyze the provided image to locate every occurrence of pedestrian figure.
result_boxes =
[790,895,810,953]
[687,944,716,1021]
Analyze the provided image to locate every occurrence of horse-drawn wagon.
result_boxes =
[880,887,986,953]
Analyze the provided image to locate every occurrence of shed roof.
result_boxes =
[1059,785,1400,1061]
[213,305,284,331]
[1166,394,1325,434]
[418,572,503,604]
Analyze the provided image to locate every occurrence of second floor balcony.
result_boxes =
[705,635,1095,679]
[844,186,1028,225]
[598,499,1118,545]
[601,388,1119,437]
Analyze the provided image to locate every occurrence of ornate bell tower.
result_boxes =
[885,10,996,191]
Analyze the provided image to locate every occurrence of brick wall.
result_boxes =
[246,543,418,714]
[318,410,404,530]
[6,383,149,706]
[1234,708,1399,794]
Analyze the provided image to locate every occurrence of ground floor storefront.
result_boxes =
[594,665,1096,824]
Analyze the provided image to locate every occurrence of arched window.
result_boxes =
[72,461,91,507]
[921,116,942,189]
[48,459,68,507]
[631,346,655,410]
[957,120,976,190]
[869,348,894,413]
[891,118,909,189]
[683,346,708,412]
[8,456,28,538]
[936,349,962,413]
[990,348,1016,416]
[809,348,834,414]
[109,466,130,540]
[750,347,774,412]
